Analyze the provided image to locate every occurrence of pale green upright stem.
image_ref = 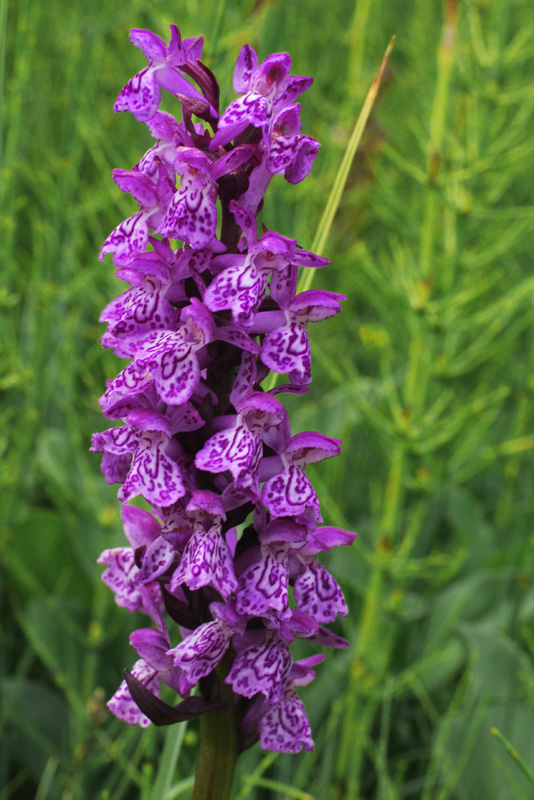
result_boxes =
[337,4,458,796]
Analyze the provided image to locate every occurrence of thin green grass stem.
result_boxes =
[490,728,534,787]
[265,37,394,393]
[300,36,395,290]
[148,723,187,800]
[419,0,458,282]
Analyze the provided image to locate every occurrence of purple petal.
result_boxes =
[129,29,167,62]
[289,290,345,321]
[130,628,172,671]
[157,184,217,248]
[114,68,161,122]
[261,464,321,521]
[261,322,311,385]
[229,200,258,249]
[285,431,343,465]
[204,262,268,324]
[226,631,291,702]
[99,212,149,261]
[195,424,262,490]
[212,325,261,354]
[168,620,232,683]
[235,546,290,618]
[91,425,139,456]
[276,76,313,108]
[230,351,257,409]
[118,433,187,506]
[112,169,159,208]
[137,537,176,583]
[294,560,348,623]
[233,44,258,93]
[121,504,161,549]
[170,528,237,598]
[284,136,320,184]
[97,548,142,612]
[258,689,313,753]
[108,659,158,727]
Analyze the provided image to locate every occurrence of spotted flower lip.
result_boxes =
[95,23,356,757]
[114,26,209,122]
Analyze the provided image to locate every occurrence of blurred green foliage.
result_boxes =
[2,0,534,797]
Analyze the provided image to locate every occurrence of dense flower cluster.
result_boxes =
[93,25,356,754]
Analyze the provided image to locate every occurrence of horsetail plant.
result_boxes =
[92,25,356,798]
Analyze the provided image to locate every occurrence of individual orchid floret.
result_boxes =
[211,46,306,148]
[114,26,208,122]
[138,111,210,179]
[121,299,215,405]
[99,270,180,342]
[99,164,174,262]
[97,504,165,627]
[91,411,190,506]
[108,627,181,727]
[260,431,343,522]
[254,290,345,385]
[195,391,285,494]
[204,205,328,325]
[226,628,292,703]
[169,492,237,598]
[167,600,247,693]
[257,655,323,753]
[240,104,320,211]
[157,146,254,248]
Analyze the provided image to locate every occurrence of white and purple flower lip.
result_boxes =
[94,24,356,755]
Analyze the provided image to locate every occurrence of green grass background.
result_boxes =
[2,0,534,797]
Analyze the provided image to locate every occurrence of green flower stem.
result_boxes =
[191,663,239,800]
[337,5,458,795]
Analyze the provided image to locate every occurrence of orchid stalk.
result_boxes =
[93,24,356,798]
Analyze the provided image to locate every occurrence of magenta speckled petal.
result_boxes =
[294,560,348,623]
[170,527,237,598]
[168,620,233,682]
[204,262,268,324]
[261,464,321,522]
[97,548,142,613]
[258,688,313,752]
[195,424,262,490]
[261,322,310,385]
[233,44,259,93]
[137,537,176,583]
[230,351,257,409]
[114,68,161,122]
[235,546,290,618]
[157,182,217,248]
[118,432,187,506]
[226,631,291,702]
[91,425,139,456]
[99,212,150,262]
[108,659,158,727]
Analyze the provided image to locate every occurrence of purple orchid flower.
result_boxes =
[94,24,356,768]
[114,26,207,122]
